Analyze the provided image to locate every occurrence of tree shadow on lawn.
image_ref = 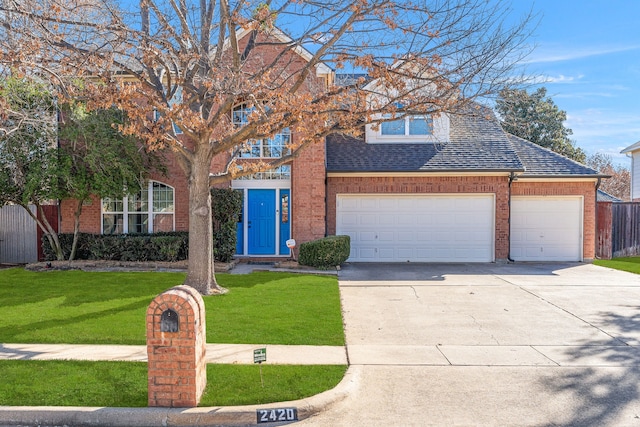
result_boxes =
[0,268,185,308]
[542,310,640,427]
[0,299,151,344]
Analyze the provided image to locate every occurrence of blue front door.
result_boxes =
[248,189,276,254]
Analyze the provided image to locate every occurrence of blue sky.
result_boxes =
[508,0,640,166]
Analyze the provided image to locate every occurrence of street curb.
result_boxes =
[0,367,359,427]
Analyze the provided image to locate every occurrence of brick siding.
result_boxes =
[327,175,597,261]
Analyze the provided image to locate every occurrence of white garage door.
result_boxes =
[510,196,583,261]
[336,194,495,262]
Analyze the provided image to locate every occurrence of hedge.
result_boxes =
[298,235,351,268]
[42,232,189,262]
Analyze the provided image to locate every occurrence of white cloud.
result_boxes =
[546,74,585,83]
[525,45,640,64]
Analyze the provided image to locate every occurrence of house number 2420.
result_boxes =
[257,408,298,423]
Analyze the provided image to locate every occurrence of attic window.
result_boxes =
[381,115,433,136]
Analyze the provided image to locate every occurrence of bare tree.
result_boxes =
[587,153,631,202]
[0,0,533,294]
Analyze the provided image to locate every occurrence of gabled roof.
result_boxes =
[234,26,333,76]
[507,134,603,178]
[327,107,524,173]
[621,141,640,154]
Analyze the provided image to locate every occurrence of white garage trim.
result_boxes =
[336,194,495,262]
[510,196,583,262]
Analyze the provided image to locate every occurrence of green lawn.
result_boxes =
[0,268,346,407]
[0,268,344,346]
[594,257,640,275]
[0,360,347,407]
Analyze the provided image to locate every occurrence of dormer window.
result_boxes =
[366,113,449,144]
[381,116,433,136]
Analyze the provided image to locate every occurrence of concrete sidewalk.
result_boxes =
[0,343,347,365]
[0,343,351,427]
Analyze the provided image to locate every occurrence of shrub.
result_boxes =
[211,187,243,263]
[42,232,189,262]
[298,235,350,268]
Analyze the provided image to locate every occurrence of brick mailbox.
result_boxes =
[146,285,207,407]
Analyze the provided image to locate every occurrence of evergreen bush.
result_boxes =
[298,235,350,268]
[211,187,243,263]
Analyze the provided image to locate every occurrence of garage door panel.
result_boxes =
[397,231,414,242]
[378,231,394,242]
[510,197,582,262]
[337,194,494,262]
[359,231,377,242]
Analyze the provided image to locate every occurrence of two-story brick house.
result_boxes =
[58,28,605,263]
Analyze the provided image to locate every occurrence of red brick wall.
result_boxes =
[291,140,327,245]
[327,175,511,260]
[512,180,597,260]
[59,150,189,234]
[327,176,597,261]
[59,196,101,234]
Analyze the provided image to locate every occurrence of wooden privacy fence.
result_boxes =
[597,202,640,259]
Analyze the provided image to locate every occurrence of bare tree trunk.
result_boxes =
[69,198,83,261]
[23,203,64,261]
[183,145,227,295]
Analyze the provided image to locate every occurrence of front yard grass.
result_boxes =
[0,360,347,407]
[0,268,346,407]
[594,257,640,275]
[0,268,344,346]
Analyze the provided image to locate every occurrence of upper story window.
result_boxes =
[381,116,433,136]
[102,181,175,234]
[366,113,449,144]
[233,104,291,158]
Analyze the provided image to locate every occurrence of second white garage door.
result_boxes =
[336,194,495,262]
[510,196,583,261]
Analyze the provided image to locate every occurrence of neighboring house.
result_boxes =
[596,189,622,203]
[621,141,640,201]
[58,29,606,263]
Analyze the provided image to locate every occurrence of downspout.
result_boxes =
[594,177,602,260]
[507,172,516,262]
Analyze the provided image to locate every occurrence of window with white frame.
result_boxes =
[233,104,291,158]
[236,165,291,180]
[102,181,175,234]
[365,112,449,144]
[380,115,433,136]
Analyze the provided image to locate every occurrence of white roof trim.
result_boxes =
[621,141,640,154]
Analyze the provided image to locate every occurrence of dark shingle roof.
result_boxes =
[507,134,601,177]
[326,106,606,179]
[327,107,524,172]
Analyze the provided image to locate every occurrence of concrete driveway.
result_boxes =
[297,262,640,427]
